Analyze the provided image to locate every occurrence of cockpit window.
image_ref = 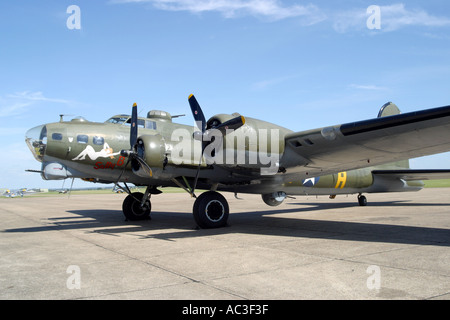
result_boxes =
[125,118,145,128]
[106,116,129,125]
[77,135,89,144]
[105,116,145,128]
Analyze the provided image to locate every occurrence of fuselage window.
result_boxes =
[93,136,105,145]
[145,120,156,130]
[77,134,89,144]
[52,133,63,141]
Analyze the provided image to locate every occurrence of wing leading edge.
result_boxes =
[281,105,450,178]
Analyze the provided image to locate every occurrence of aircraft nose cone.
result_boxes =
[25,124,47,162]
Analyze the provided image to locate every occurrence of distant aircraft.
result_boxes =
[25,95,450,228]
[2,188,40,198]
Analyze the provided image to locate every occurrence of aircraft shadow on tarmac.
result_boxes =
[4,200,450,247]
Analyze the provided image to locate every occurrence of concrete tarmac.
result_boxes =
[1,188,450,300]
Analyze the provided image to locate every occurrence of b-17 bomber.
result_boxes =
[25,94,450,228]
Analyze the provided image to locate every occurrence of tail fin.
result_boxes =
[377,102,410,169]
[377,102,401,118]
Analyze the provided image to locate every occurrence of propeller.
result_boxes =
[189,94,245,138]
[113,103,152,189]
[188,94,245,196]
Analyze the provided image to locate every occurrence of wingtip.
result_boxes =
[132,102,137,107]
[188,94,194,99]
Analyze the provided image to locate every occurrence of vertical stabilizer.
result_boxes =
[377,102,401,118]
[377,102,409,169]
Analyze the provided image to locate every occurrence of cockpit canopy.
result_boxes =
[105,110,174,130]
[105,114,131,125]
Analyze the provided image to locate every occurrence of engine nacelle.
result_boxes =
[136,134,166,169]
[261,191,286,206]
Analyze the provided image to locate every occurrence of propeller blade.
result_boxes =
[213,115,246,135]
[191,142,207,198]
[130,102,138,147]
[188,94,206,133]
[113,157,132,190]
[134,156,153,177]
[116,102,153,185]
[188,94,206,197]
[187,94,245,197]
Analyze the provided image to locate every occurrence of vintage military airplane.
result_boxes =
[1,188,42,198]
[25,94,450,228]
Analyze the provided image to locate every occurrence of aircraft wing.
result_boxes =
[371,169,450,181]
[280,105,450,177]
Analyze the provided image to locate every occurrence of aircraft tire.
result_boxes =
[358,195,368,207]
[122,192,151,221]
[193,191,229,229]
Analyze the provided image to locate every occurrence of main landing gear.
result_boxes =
[193,191,229,229]
[119,184,230,228]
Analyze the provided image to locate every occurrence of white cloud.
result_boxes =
[251,75,297,90]
[0,101,34,118]
[113,0,326,23]
[381,3,450,31]
[333,3,450,33]
[113,1,450,33]
[7,91,71,104]
[349,84,387,91]
[0,91,71,118]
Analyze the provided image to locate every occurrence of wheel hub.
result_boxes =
[205,200,225,222]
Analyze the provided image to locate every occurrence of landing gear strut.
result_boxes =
[193,191,229,229]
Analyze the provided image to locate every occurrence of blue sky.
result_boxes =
[1,0,450,189]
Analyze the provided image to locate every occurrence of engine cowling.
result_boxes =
[133,134,166,176]
[261,191,286,206]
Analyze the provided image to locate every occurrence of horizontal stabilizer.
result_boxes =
[372,169,450,181]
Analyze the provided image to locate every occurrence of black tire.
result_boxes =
[193,191,229,229]
[122,192,151,221]
[358,195,368,207]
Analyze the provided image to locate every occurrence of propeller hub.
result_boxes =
[120,149,134,157]
[193,131,204,141]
